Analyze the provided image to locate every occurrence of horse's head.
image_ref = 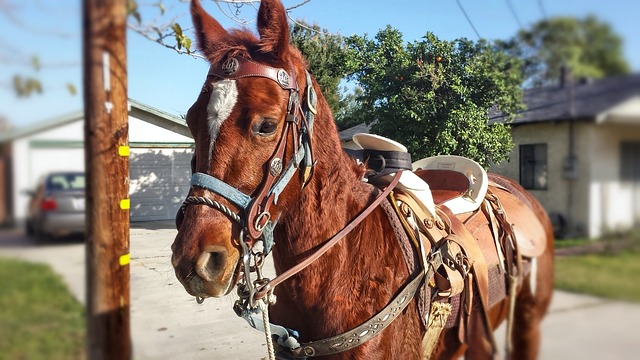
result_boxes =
[171,0,321,299]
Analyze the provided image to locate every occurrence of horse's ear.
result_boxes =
[257,0,290,60]
[191,0,229,56]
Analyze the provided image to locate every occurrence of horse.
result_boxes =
[171,0,554,359]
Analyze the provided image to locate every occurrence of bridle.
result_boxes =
[181,56,317,253]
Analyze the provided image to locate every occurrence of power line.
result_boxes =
[537,0,548,20]
[505,0,523,28]
[286,13,339,37]
[455,0,481,39]
[210,0,314,26]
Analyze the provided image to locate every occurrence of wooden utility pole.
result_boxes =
[82,0,131,358]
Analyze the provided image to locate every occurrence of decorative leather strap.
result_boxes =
[285,270,427,358]
[275,250,444,359]
[208,57,297,90]
[439,205,498,355]
[344,149,413,180]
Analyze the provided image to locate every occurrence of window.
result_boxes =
[520,144,547,190]
[621,142,640,182]
[46,173,86,191]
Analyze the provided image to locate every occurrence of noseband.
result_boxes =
[181,56,317,254]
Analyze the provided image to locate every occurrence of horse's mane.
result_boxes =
[200,27,307,70]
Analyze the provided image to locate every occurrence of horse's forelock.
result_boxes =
[202,29,259,65]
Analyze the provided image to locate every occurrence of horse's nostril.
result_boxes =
[196,247,228,282]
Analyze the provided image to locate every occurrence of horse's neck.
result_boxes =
[269,153,414,339]
[272,152,376,269]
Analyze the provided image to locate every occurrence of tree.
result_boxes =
[345,27,523,168]
[500,16,630,87]
[289,22,346,123]
[289,21,366,130]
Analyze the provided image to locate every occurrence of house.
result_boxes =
[339,123,371,150]
[338,74,640,239]
[0,99,194,226]
[489,74,640,239]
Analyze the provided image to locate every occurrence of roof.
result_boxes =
[0,99,190,143]
[490,73,640,125]
[338,123,371,142]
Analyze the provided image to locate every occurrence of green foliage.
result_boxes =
[333,86,366,130]
[171,23,192,54]
[290,21,358,129]
[13,75,43,97]
[66,83,77,96]
[0,258,85,359]
[345,28,523,167]
[127,0,141,24]
[501,15,630,87]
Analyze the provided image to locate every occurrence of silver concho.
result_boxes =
[221,58,240,76]
[270,158,283,177]
[277,69,290,87]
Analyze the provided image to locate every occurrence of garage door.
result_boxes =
[129,146,193,222]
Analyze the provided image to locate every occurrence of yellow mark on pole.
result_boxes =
[119,199,130,210]
[119,253,130,266]
[118,145,130,157]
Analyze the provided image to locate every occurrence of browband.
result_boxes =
[208,57,297,91]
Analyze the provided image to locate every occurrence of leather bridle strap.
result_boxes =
[276,237,443,358]
[253,171,403,301]
[209,56,297,90]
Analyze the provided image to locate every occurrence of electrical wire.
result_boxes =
[455,0,481,39]
[537,0,548,20]
[506,0,523,28]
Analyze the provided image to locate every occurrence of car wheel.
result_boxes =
[26,221,34,236]
[34,227,48,245]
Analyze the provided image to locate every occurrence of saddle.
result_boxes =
[347,133,548,358]
[349,133,546,258]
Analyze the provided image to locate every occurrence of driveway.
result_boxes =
[1,222,639,359]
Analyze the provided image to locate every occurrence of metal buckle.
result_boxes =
[254,211,271,232]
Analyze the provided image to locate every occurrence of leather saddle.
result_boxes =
[347,133,546,259]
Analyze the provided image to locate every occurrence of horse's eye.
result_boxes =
[256,119,278,136]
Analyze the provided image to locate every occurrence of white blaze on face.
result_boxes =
[206,79,238,160]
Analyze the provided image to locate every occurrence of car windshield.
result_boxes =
[46,173,85,191]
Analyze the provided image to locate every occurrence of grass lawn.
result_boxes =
[555,248,640,303]
[554,237,590,249]
[0,257,85,360]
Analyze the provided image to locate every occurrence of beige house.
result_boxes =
[339,74,640,239]
[489,74,640,239]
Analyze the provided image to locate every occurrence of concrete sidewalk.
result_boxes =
[2,222,639,359]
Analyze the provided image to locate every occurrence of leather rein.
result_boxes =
[180,57,421,358]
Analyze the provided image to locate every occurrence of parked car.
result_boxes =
[25,172,86,240]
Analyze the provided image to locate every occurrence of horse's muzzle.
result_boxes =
[172,243,240,298]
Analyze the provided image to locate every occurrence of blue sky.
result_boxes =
[1,0,639,129]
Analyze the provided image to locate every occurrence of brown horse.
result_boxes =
[171,0,554,359]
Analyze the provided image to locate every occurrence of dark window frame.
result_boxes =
[519,143,548,190]
[620,142,640,182]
